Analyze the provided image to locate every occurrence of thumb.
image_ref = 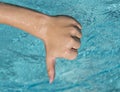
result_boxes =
[46,55,56,84]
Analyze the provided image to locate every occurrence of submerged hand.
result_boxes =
[40,16,82,83]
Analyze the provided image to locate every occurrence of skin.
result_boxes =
[0,3,82,83]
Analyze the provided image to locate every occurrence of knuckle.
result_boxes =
[70,28,82,38]
[70,29,76,34]
[79,31,82,37]
[63,49,78,60]
[69,51,78,60]
[73,42,80,49]
[68,37,74,43]
[71,54,77,60]
[80,34,82,38]
[76,42,80,48]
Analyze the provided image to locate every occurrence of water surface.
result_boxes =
[0,0,120,92]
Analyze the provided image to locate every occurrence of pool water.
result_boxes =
[0,0,120,92]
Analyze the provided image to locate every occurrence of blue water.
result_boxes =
[0,0,120,92]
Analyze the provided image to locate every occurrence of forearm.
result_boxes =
[0,3,49,40]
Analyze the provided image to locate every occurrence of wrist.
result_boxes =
[32,13,51,41]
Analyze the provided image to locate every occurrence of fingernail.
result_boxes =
[49,70,54,84]
[49,73,54,84]
[49,77,53,84]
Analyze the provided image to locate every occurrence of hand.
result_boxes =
[39,15,82,83]
[0,3,82,83]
